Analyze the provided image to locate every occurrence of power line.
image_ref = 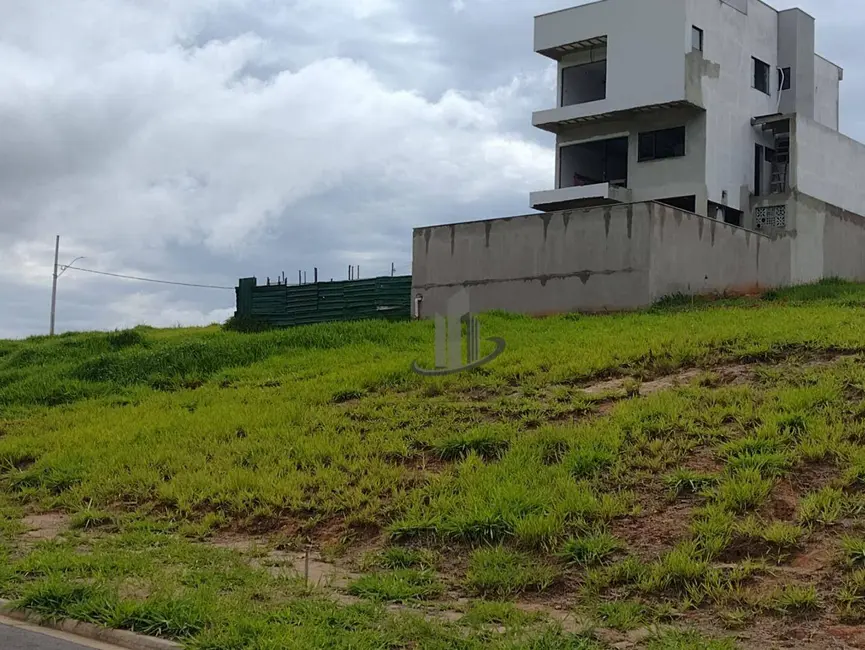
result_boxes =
[60,266,234,290]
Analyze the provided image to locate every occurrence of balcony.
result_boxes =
[531,136,631,211]
[530,183,632,212]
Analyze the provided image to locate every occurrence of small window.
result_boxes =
[753,57,771,95]
[692,26,703,53]
[778,66,792,91]
[638,126,686,162]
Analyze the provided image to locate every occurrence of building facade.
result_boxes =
[411,0,865,318]
[529,0,861,242]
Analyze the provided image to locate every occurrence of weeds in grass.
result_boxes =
[461,600,541,627]
[369,547,438,571]
[713,469,774,514]
[841,536,865,568]
[435,425,513,461]
[799,486,845,526]
[559,531,622,567]
[838,570,865,621]
[594,600,646,631]
[641,543,709,593]
[665,468,718,496]
[765,584,820,615]
[646,628,736,650]
[348,569,443,603]
[464,547,559,597]
[732,518,803,555]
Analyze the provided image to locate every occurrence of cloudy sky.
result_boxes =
[0,0,861,338]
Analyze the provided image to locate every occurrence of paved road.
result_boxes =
[0,618,124,649]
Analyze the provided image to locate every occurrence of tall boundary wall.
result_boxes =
[410,198,854,318]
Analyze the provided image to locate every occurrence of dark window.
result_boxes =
[658,195,697,213]
[753,57,770,94]
[692,26,704,52]
[778,66,792,91]
[638,127,686,162]
[754,144,763,194]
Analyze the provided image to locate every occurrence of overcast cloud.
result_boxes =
[0,0,862,338]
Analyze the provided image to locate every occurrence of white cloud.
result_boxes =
[107,292,234,330]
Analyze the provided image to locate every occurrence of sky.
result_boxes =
[0,0,862,338]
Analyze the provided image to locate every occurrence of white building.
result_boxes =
[529,0,864,250]
[411,0,865,317]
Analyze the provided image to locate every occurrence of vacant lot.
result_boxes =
[4,281,865,649]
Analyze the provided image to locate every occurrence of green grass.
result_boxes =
[765,584,820,615]
[665,469,719,496]
[464,547,559,597]
[646,629,737,650]
[348,569,443,602]
[559,531,622,567]
[5,283,865,646]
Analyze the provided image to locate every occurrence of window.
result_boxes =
[638,127,686,162]
[753,57,770,95]
[778,66,792,91]
[692,26,703,53]
[560,59,607,107]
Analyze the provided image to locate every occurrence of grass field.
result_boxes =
[4,280,865,648]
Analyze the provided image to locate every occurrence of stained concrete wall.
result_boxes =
[413,195,865,318]
[795,115,865,218]
[648,202,790,300]
[412,204,653,317]
[412,201,790,317]
[814,55,841,132]
[798,193,865,281]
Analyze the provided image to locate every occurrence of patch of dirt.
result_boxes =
[638,369,705,395]
[826,625,865,649]
[765,480,799,521]
[788,543,834,575]
[611,502,693,561]
[259,549,360,588]
[791,462,838,495]
[683,446,725,474]
[20,512,70,541]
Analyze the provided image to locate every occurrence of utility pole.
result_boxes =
[49,235,59,336]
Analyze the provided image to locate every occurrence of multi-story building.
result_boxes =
[411,0,865,318]
[529,0,862,240]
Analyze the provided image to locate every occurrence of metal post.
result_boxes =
[391,262,395,277]
[303,271,307,284]
[49,235,59,336]
[314,267,318,283]
[298,270,301,285]
[356,265,360,279]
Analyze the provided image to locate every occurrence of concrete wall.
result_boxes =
[814,55,841,131]
[648,202,790,299]
[413,201,793,317]
[791,193,865,281]
[412,204,653,316]
[535,0,688,120]
[777,9,815,120]
[795,115,865,218]
[686,0,779,214]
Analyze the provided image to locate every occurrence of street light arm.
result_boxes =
[57,256,85,278]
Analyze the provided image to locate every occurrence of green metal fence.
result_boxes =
[234,275,412,327]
